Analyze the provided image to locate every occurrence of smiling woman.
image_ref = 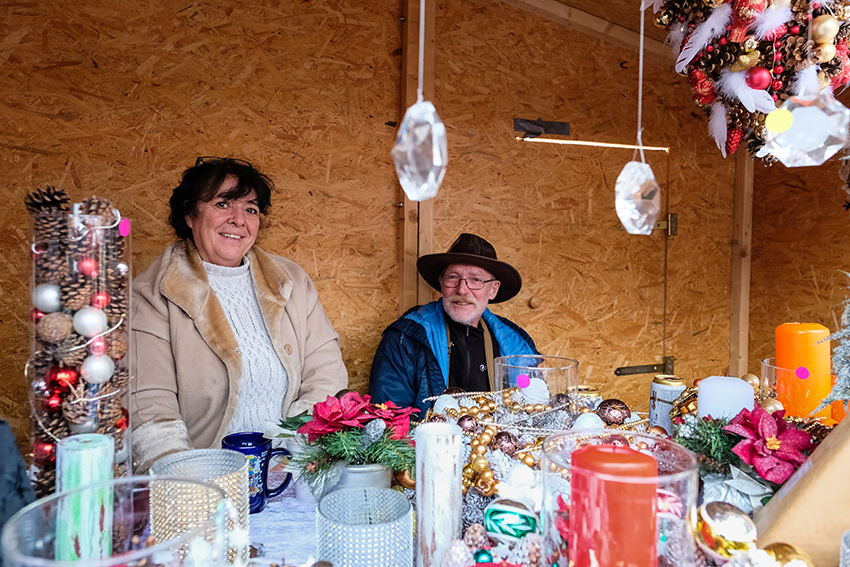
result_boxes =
[130,157,348,473]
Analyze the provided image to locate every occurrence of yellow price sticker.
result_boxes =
[765,108,794,133]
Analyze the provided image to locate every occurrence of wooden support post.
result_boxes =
[398,0,437,314]
[730,151,754,377]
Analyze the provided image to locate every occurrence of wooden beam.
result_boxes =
[729,151,754,377]
[399,0,437,314]
[497,0,675,64]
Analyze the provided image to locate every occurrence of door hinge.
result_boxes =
[614,356,675,376]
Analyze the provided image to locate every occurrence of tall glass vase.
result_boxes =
[27,194,132,497]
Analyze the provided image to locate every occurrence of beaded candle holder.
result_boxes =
[26,189,132,497]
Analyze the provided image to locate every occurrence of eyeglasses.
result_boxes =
[440,274,497,290]
[194,156,254,168]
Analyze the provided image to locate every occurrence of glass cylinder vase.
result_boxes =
[1,476,241,567]
[28,199,132,497]
[761,357,838,423]
[495,355,579,413]
[540,431,698,567]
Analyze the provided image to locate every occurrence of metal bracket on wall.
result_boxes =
[614,356,675,376]
[616,213,677,236]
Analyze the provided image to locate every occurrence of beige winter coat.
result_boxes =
[130,240,348,473]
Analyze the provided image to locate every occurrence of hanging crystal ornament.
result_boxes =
[615,4,662,235]
[391,0,447,201]
[760,94,850,167]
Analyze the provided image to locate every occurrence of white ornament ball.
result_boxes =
[32,283,61,313]
[73,307,108,338]
[80,354,115,384]
[433,394,460,415]
[520,377,551,405]
[571,412,607,430]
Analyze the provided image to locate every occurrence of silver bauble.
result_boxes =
[80,354,115,384]
[73,307,108,338]
[32,283,61,313]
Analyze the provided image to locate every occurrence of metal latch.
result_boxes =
[614,356,675,376]
[616,213,677,236]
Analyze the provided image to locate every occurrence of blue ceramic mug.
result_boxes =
[222,432,291,513]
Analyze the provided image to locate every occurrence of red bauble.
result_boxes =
[746,67,772,90]
[91,290,111,309]
[773,65,784,74]
[43,393,63,413]
[790,25,801,34]
[33,440,55,466]
[719,37,728,45]
[89,336,108,356]
[116,407,129,432]
[31,308,45,323]
[76,257,99,278]
[772,79,784,90]
[46,366,79,394]
[706,44,715,53]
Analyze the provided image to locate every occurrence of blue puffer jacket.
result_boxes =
[368,300,539,413]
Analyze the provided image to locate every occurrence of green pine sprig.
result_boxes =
[673,416,738,471]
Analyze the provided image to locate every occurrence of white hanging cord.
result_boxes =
[417,0,426,103]
[517,137,670,152]
[636,3,647,163]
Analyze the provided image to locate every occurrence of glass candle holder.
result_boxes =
[761,357,837,423]
[540,431,698,567]
[1,476,240,567]
[495,355,579,410]
[28,203,132,497]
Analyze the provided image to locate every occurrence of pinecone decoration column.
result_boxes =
[60,271,92,311]
[26,187,71,285]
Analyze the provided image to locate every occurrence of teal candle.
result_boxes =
[55,434,115,561]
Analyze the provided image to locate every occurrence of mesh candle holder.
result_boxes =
[316,488,413,567]
[1,476,240,567]
[27,193,132,498]
[495,355,580,414]
[540,431,698,567]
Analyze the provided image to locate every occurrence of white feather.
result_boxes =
[676,4,733,74]
[716,69,778,113]
[752,6,792,40]
[792,65,821,96]
[709,101,728,158]
[641,0,663,12]
[666,21,687,53]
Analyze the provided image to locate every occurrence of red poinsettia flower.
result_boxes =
[555,494,570,542]
[367,401,419,439]
[722,406,812,485]
[297,392,373,442]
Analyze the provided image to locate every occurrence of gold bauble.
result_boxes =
[478,469,495,483]
[812,14,841,42]
[534,403,544,412]
[544,404,552,411]
[524,404,534,414]
[473,444,488,456]
[579,406,591,414]
[835,1,850,20]
[730,50,761,72]
[761,398,785,413]
[762,542,817,567]
[648,425,669,436]
[480,414,494,423]
[522,454,535,467]
[471,455,489,472]
[469,406,480,417]
[479,433,492,445]
[637,442,649,450]
[463,464,476,479]
[741,373,760,390]
[817,42,838,63]
[394,469,416,489]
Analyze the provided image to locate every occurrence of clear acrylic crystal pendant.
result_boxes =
[391,100,448,201]
[615,161,661,235]
[762,95,850,167]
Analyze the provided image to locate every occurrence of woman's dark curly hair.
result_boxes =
[169,157,274,241]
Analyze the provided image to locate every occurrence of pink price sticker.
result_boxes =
[796,367,809,380]
[118,218,131,237]
[516,374,530,389]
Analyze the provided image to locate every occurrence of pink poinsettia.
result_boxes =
[297,392,373,442]
[723,406,812,485]
[368,401,419,439]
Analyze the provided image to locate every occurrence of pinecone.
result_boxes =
[103,261,129,290]
[55,334,88,368]
[725,127,745,155]
[33,467,56,498]
[24,186,71,214]
[33,410,70,441]
[682,3,709,24]
[107,335,128,360]
[37,312,74,343]
[363,418,387,447]
[507,533,543,567]
[31,211,68,249]
[726,104,756,131]
[783,35,816,71]
[60,271,92,311]
[462,523,489,549]
[80,195,117,218]
[790,0,811,23]
[97,381,124,427]
[105,290,128,326]
[700,41,741,74]
[28,349,56,382]
[66,225,95,260]
[440,539,474,567]
[110,365,130,391]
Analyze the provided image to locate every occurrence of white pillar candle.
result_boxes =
[55,434,115,561]
[697,376,754,419]
[415,422,463,567]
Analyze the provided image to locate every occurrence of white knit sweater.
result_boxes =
[203,258,288,436]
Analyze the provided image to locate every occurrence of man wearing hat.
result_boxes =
[369,233,539,412]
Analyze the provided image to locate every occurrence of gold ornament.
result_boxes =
[835,0,850,20]
[761,398,784,413]
[762,542,816,567]
[742,36,759,52]
[696,501,757,559]
[462,464,476,480]
[670,387,699,420]
[654,11,672,27]
[741,373,760,390]
[579,406,591,414]
[648,425,669,436]
[812,14,841,43]
[471,455,489,472]
[395,469,416,489]
[816,42,838,63]
[730,50,761,72]
[474,476,499,497]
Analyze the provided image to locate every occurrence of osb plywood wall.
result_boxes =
[750,157,850,373]
[1,0,739,453]
[0,0,401,450]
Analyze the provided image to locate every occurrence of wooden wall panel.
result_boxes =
[0,0,402,449]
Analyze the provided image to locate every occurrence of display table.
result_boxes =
[250,482,318,565]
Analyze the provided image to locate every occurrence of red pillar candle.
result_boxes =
[775,323,832,421]
[569,444,658,567]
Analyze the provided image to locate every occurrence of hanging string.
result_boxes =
[417,0,426,103]
[635,3,647,163]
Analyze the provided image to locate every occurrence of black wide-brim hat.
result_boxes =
[416,233,522,303]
